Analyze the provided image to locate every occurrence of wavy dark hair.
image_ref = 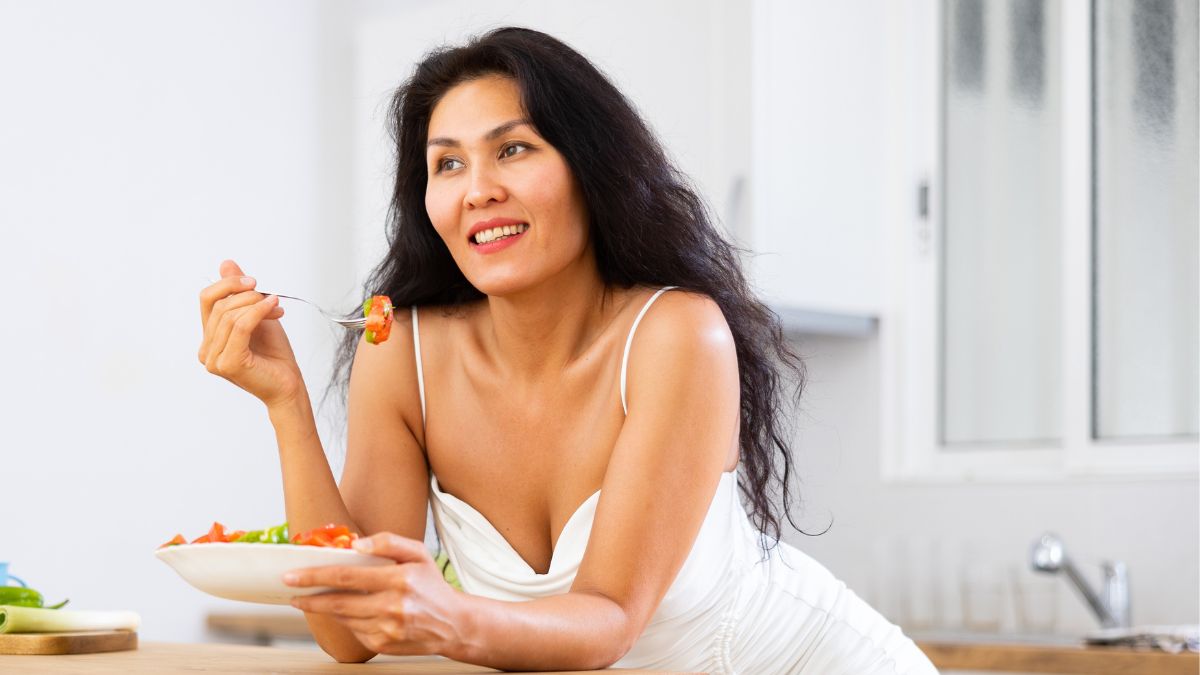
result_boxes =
[333,26,809,546]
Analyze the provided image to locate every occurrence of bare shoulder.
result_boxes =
[623,289,738,412]
[630,288,736,359]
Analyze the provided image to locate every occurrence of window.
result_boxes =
[885,0,1198,479]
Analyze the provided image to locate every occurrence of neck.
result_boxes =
[481,254,615,380]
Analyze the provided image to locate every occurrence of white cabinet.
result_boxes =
[749,0,896,325]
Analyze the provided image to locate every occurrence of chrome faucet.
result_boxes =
[1030,532,1130,628]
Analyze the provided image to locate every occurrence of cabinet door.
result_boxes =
[750,0,890,317]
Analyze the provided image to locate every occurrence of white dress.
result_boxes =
[412,291,938,674]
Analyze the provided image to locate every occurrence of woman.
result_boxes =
[198,27,936,674]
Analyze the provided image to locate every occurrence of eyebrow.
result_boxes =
[426,119,532,149]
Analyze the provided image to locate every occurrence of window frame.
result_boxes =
[881,0,1199,482]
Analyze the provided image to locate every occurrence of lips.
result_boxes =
[469,225,528,254]
[467,217,528,245]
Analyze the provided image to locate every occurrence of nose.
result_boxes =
[463,165,507,209]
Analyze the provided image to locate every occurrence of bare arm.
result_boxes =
[451,292,740,668]
[197,261,428,663]
[284,309,429,663]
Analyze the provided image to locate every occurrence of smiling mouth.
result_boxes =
[470,222,529,245]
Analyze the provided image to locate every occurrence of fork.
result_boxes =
[259,291,367,329]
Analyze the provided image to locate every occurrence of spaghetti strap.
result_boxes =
[620,286,677,415]
[411,306,426,429]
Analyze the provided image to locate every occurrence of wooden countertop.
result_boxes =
[204,612,1200,674]
[0,641,699,674]
[916,638,1199,674]
[207,610,314,642]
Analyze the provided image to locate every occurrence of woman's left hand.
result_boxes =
[285,533,466,656]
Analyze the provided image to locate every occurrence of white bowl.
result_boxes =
[155,543,393,605]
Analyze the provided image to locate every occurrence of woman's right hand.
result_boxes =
[199,259,304,409]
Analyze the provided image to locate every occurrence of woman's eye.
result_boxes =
[436,157,463,173]
[500,143,528,159]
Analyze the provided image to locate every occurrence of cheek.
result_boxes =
[424,187,457,242]
[525,170,588,245]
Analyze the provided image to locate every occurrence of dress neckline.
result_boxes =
[429,474,602,576]
[429,471,738,577]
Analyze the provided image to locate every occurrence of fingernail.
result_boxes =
[282,572,298,585]
[354,539,373,553]
[240,276,255,286]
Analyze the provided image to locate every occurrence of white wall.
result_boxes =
[0,0,344,642]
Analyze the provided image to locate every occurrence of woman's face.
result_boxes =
[424,75,591,297]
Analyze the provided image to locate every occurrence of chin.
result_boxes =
[468,272,539,298]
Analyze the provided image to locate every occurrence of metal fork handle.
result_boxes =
[259,291,366,328]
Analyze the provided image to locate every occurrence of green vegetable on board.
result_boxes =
[0,606,138,634]
[0,586,68,610]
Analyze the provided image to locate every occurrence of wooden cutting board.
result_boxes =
[0,631,137,655]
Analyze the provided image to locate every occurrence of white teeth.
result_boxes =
[473,223,528,244]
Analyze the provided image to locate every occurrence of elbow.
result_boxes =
[582,594,645,669]
[304,612,376,663]
[321,642,375,664]
[586,633,637,671]
[611,627,643,668]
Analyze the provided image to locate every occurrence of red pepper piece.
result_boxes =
[158,534,187,549]
[291,524,358,548]
[192,521,227,544]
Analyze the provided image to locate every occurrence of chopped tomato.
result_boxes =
[364,311,387,332]
[192,521,227,544]
[158,534,187,549]
[374,318,392,343]
[223,530,247,542]
[362,295,394,345]
[291,524,358,548]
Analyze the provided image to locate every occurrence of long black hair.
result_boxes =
[333,26,809,547]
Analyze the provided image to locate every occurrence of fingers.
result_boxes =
[199,289,264,365]
[219,259,245,279]
[284,563,400,594]
[290,590,381,619]
[200,273,257,327]
[220,294,280,362]
[203,295,279,375]
[354,533,432,564]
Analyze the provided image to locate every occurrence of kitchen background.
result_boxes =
[1,0,1196,657]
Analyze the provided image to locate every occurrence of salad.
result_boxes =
[159,522,358,550]
[362,295,394,345]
